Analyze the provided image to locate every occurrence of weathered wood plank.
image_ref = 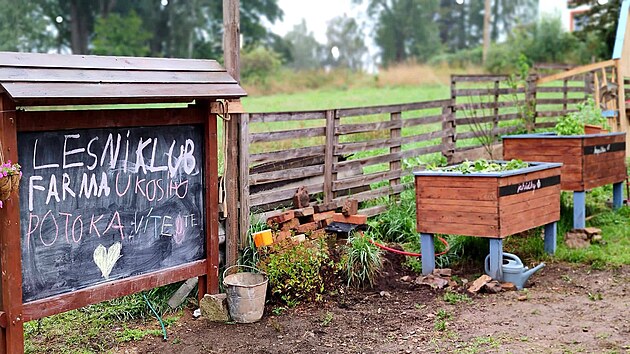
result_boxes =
[0,67,236,84]
[250,145,325,164]
[334,144,442,173]
[336,100,451,117]
[250,183,324,206]
[333,169,405,191]
[249,165,324,185]
[454,100,525,110]
[332,183,408,204]
[249,110,326,123]
[334,130,446,155]
[324,110,338,203]
[452,87,525,96]
[250,127,326,143]
[0,52,225,71]
[457,113,520,125]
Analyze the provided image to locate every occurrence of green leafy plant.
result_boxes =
[428,159,528,174]
[343,232,383,288]
[258,239,332,305]
[555,97,609,135]
[443,291,472,305]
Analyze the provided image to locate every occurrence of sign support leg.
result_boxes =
[420,233,435,275]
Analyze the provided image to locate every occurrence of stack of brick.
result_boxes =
[265,199,367,244]
[266,207,336,243]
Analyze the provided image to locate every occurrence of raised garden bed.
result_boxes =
[413,161,562,279]
[503,132,626,228]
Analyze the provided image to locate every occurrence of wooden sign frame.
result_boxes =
[0,96,220,353]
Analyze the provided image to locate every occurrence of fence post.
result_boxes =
[238,113,250,249]
[442,104,456,164]
[323,110,337,204]
[389,112,401,197]
[526,74,538,131]
[493,80,499,138]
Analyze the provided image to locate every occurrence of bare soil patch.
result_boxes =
[117,260,629,354]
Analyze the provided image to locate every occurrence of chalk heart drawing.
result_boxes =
[93,242,122,279]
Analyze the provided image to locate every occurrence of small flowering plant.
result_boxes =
[0,160,22,208]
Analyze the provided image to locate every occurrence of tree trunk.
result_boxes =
[69,0,90,54]
[482,0,491,65]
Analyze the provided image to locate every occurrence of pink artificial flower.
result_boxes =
[2,172,6,177]
[0,200,3,208]
[7,160,11,164]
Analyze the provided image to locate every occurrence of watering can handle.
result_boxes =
[222,264,266,280]
[501,253,523,266]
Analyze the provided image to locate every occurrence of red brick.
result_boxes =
[296,221,319,234]
[319,217,333,227]
[313,211,335,222]
[314,202,337,213]
[273,230,292,243]
[332,213,367,225]
[342,199,358,216]
[267,210,295,226]
[280,218,300,231]
[294,207,314,217]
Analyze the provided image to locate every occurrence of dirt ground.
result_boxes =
[119,259,629,354]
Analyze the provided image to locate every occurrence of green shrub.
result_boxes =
[258,239,331,305]
[343,232,382,288]
[241,47,281,87]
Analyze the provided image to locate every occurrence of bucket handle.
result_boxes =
[222,264,266,280]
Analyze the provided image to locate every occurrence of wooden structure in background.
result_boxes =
[0,51,245,353]
[413,162,561,280]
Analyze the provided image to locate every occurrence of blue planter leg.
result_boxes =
[573,191,586,229]
[487,238,503,281]
[613,182,623,210]
[420,233,435,276]
[544,222,557,254]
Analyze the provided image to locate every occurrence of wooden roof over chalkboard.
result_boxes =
[0,51,246,106]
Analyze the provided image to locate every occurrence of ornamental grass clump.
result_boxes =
[0,160,21,207]
[343,232,382,288]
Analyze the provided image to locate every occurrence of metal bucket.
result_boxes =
[222,265,268,323]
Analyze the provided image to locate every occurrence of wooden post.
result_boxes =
[238,113,250,247]
[323,110,337,203]
[223,0,241,267]
[389,112,401,198]
[0,94,25,353]
[441,105,456,164]
[526,75,537,131]
[493,80,499,135]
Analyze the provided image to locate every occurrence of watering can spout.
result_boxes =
[523,262,545,281]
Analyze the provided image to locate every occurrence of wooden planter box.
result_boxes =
[503,132,626,191]
[414,162,562,238]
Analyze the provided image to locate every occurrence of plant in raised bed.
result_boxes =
[427,158,528,174]
[554,97,609,135]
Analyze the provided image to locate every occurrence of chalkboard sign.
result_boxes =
[18,126,205,302]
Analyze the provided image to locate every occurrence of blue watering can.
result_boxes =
[484,252,545,290]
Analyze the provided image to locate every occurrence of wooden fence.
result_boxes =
[241,73,595,238]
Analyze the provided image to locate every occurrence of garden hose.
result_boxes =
[143,293,167,341]
[368,236,450,257]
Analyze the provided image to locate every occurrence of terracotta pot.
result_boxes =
[584,124,603,135]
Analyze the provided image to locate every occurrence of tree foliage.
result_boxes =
[0,0,282,59]
[325,15,367,71]
[570,0,621,59]
[284,20,325,70]
[92,11,152,57]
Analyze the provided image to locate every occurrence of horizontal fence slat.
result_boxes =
[457,125,522,140]
[250,127,325,143]
[250,145,325,164]
[333,169,406,191]
[535,86,586,93]
[457,113,521,125]
[536,110,578,117]
[451,75,511,82]
[452,87,526,96]
[336,119,401,135]
[250,183,324,207]
[336,99,451,117]
[454,100,524,110]
[249,110,327,123]
[333,183,408,204]
[358,205,388,217]
[402,114,443,127]
[534,122,557,128]
[334,130,446,155]
[536,98,584,105]
[334,144,442,173]
[249,165,324,185]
